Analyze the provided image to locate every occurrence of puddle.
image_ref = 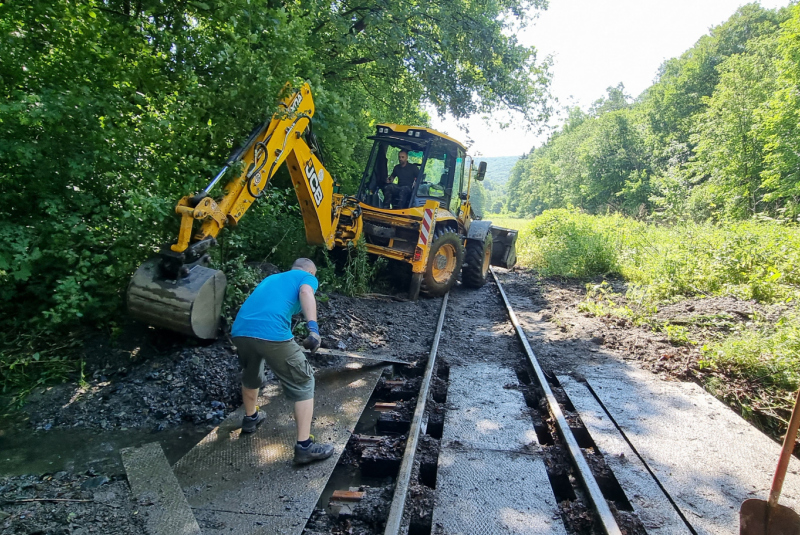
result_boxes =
[0,418,210,477]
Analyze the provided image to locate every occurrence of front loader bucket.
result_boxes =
[127,258,226,339]
[489,226,518,269]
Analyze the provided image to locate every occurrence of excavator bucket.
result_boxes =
[127,258,226,339]
[489,226,518,269]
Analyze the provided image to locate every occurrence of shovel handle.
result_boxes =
[769,387,800,507]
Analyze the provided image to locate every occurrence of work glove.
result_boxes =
[303,321,321,354]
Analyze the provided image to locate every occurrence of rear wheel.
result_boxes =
[421,227,464,296]
[462,233,493,288]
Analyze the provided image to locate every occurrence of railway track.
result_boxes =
[118,268,792,535]
[303,271,663,535]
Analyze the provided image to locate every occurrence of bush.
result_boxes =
[517,209,621,278]
[516,211,800,305]
[317,240,386,297]
[700,311,800,391]
[698,310,800,426]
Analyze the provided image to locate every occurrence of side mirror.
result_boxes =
[476,161,487,181]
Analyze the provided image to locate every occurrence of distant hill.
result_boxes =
[477,156,521,188]
[470,155,522,214]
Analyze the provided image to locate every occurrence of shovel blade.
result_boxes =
[741,498,800,535]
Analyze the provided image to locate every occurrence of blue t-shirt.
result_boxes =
[231,269,319,341]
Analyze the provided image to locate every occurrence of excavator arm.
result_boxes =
[168,84,336,264]
[127,83,343,339]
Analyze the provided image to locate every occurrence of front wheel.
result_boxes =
[421,228,464,296]
[462,233,493,288]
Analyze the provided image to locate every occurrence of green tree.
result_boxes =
[505,87,651,216]
[691,35,779,218]
[760,4,800,217]
[644,3,787,150]
[0,0,552,331]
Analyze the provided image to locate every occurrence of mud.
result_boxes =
[18,292,438,434]
[0,471,144,534]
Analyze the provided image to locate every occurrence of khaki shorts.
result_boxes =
[233,337,315,402]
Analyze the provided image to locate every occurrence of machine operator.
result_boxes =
[383,149,419,209]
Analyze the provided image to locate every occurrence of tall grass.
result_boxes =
[484,215,532,231]
[516,210,622,278]
[515,209,800,304]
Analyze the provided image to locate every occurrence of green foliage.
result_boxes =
[616,219,800,304]
[468,181,488,218]
[216,187,316,268]
[517,211,800,306]
[479,156,522,215]
[0,328,83,405]
[318,241,386,297]
[506,87,652,217]
[698,310,800,423]
[700,311,800,391]
[690,34,780,218]
[481,156,522,186]
[219,256,265,329]
[0,0,550,340]
[579,282,694,346]
[578,282,649,325]
[481,216,531,231]
[759,6,800,216]
[517,209,621,278]
[524,209,799,433]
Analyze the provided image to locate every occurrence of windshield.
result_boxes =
[358,136,462,210]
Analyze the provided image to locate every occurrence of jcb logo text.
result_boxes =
[306,160,324,206]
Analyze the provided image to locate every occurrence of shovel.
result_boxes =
[740,387,800,535]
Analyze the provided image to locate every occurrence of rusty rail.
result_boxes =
[492,267,623,535]
[383,292,449,535]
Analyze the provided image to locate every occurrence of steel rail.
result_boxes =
[491,268,623,535]
[383,292,450,535]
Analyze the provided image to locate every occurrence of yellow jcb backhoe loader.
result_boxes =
[127,83,518,338]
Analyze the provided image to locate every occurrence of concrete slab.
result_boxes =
[441,362,539,451]
[173,363,384,535]
[558,376,691,535]
[578,364,800,535]
[120,441,201,535]
[433,363,565,535]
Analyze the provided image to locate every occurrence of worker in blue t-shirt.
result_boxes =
[231,258,334,464]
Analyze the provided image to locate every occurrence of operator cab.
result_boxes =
[357,124,467,213]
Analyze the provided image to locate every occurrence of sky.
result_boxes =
[430,0,793,158]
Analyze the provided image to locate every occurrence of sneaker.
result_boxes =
[241,407,266,434]
[294,435,334,464]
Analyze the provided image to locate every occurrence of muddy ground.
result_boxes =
[0,267,780,534]
[496,270,794,435]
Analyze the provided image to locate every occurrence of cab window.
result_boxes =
[449,151,466,214]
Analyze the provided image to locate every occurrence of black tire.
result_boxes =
[462,233,493,288]
[420,227,464,296]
